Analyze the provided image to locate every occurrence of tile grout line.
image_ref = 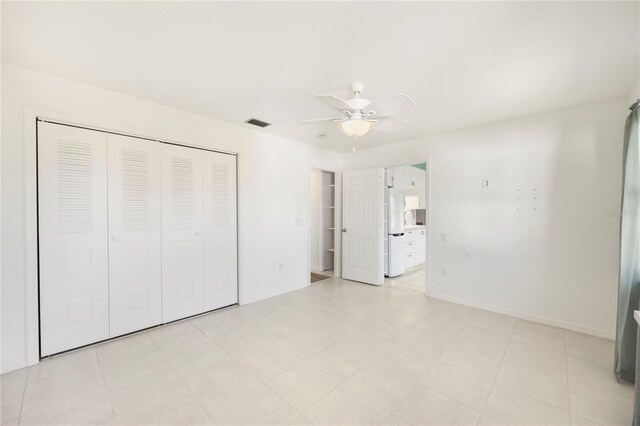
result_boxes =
[18,350,110,423]
[476,316,518,421]
[180,310,308,421]
[482,325,575,416]
[14,368,28,425]
[563,330,573,421]
[467,320,616,420]
[145,331,211,424]
[390,311,479,422]
[484,358,573,415]
[94,349,117,421]
[261,298,405,422]
[263,360,335,423]
[188,309,312,422]
[293,359,366,422]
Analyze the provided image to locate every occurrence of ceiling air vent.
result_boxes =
[244,118,271,128]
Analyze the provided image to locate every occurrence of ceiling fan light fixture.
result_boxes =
[302,81,414,139]
[339,118,372,138]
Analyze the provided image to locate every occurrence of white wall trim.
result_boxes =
[423,158,431,296]
[22,106,242,368]
[240,281,309,306]
[426,291,615,340]
[1,357,28,374]
[24,107,39,368]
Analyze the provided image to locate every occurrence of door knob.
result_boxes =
[342,228,347,233]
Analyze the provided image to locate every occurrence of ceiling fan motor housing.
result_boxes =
[350,81,366,94]
[347,98,371,112]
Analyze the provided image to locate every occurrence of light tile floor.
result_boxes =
[0,265,633,425]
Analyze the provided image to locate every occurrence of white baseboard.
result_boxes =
[1,357,27,374]
[427,291,615,341]
[240,281,309,306]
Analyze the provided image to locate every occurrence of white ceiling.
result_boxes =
[2,1,638,153]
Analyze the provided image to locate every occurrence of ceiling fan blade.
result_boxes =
[373,117,410,133]
[373,123,405,134]
[375,116,410,127]
[366,94,415,117]
[299,117,346,124]
[316,94,353,112]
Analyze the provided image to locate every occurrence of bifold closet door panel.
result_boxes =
[161,144,205,322]
[107,134,162,337]
[202,151,238,310]
[38,122,110,356]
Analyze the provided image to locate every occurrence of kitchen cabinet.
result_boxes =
[415,228,426,264]
[392,165,405,190]
[406,166,419,188]
[404,227,426,269]
[385,168,394,188]
[390,165,426,209]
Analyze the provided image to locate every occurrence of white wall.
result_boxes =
[0,64,342,373]
[628,78,639,106]
[345,98,628,339]
[1,62,631,374]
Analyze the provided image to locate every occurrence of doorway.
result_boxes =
[309,168,337,284]
[337,163,428,290]
[384,161,428,293]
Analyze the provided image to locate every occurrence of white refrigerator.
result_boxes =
[387,188,405,277]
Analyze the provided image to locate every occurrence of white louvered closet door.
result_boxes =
[38,122,109,356]
[202,151,237,311]
[107,134,162,337]
[161,144,205,322]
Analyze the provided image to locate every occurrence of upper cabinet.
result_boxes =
[385,167,394,188]
[406,166,419,188]
[391,164,426,209]
[409,166,426,209]
[392,165,405,189]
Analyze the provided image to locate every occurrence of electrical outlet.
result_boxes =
[482,178,489,189]
[272,263,278,271]
[278,263,283,270]
[440,233,447,242]
[440,267,447,276]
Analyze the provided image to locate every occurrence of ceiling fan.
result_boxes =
[301,81,415,138]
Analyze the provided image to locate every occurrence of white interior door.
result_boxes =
[202,151,238,311]
[38,122,109,356]
[341,167,384,285]
[161,144,204,322]
[107,134,162,337]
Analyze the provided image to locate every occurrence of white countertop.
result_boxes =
[404,225,426,231]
